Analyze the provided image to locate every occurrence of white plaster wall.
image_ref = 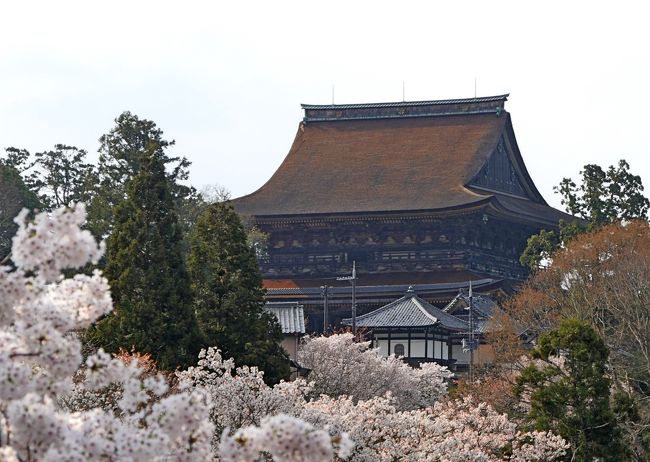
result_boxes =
[374,338,449,359]
[281,335,299,361]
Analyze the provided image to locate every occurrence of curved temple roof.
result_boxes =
[233,95,573,226]
[342,288,468,330]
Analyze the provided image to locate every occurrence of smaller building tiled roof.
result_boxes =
[342,287,467,331]
[264,302,306,334]
[443,291,500,334]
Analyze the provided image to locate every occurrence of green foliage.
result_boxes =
[33,144,97,209]
[519,229,558,270]
[0,163,41,262]
[240,216,270,263]
[188,201,289,384]
[2,147,41,195]
[88,111,195,240]
[556,160,649,225]
[519,220,589,271]
[3,145,97,212]
[2,147,33,171]
[514,319,624,461]
[521,159,648,271]
[90,149,201,370]
[611,392,650,460]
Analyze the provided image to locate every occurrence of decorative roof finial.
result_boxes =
[406,285,415,295]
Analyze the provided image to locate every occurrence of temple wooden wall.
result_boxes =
[255,210,539,282]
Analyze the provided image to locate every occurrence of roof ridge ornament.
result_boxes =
[302,94,509,123]
[406,285,415,295]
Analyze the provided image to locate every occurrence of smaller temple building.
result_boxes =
[264,302,305,362]
[341,287,502,371]
[442,290,500,369]
[342,287,468,368]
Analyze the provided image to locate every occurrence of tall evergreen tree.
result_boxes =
[514,318,624,461]
[521,159,649,271]
[556,160,649,225]
[188,201,289,384]
[90,147,201,370]
[88,111,197,240]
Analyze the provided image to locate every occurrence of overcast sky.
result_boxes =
[2,1,649,210]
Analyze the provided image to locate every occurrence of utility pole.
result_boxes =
[337,261,357,335]
[320,285,330,333]
[468,280,474,382]
[462,281,477,382]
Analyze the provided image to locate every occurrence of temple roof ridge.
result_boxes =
[302,94,509,110]
[302,94,509,123]
[343,291,467,330]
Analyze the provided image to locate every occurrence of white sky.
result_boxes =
[2,0,649,210]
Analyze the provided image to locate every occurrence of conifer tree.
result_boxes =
[90,147,201,370]
[0,163,41,261]
[514,318,624,461]
[87,111,196,240]
[188,201,289,384]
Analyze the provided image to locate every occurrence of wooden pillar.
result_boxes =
[424,327,429,358]
[432,329,437,359]
[387,328,392,356]
[370,330,374,349]
[407,328,412,358]
[447,333,452,361]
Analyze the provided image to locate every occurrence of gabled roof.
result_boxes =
[342,287,467,330]
[264,302,305,334]
[232,95,574,226]
[443,291,497,318]
[443,291,500,334]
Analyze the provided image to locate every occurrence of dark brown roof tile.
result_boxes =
[234,112,505,215]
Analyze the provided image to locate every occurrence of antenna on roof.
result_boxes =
[402,80,405,102]
[474,77,477,98]
[337,261,358,336]
[332,84,335,105]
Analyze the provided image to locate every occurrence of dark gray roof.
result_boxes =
[342,289,467,330]
[264,302,305,334]
[301,94,509,110]
[443,291,500,334]
[301,95,508,123]
[443,292,497,318]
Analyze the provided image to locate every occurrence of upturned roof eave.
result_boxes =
[411,297,441,324]
[234,195,495,220]
[343,321,466,331]
[342,294,468,330]
[236,194,576,231]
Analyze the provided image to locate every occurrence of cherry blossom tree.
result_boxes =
[0,203,567,461]
[301,395,568,461]
[299,333,452,410]
[0,204,346,462]
[177,347,313,443]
